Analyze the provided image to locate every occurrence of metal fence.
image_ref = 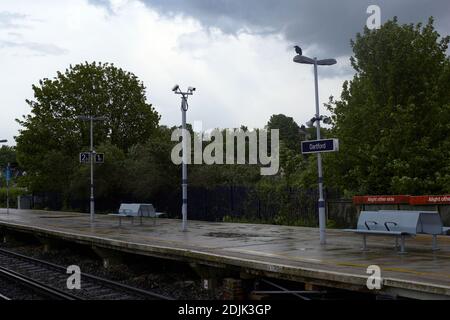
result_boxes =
[28,186,350,226]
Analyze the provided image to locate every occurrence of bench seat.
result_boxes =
[108,213,137,226]
[344,228,410,253]
[109,203,166,227]
[344,229,406,236]
[345,210,447,253]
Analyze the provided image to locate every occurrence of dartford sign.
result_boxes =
[301,138,339,154]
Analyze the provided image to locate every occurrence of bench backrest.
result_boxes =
[118,203,156,217]
[357,210,443,235]
[137,204,156,217]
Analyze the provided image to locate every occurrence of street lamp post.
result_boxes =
[0,140,8,214]
[77,115,106,224]
[294,52,336,245]
[6,162,10,215]
[172,85,196,232]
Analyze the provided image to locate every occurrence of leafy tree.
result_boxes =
[326,17,450,195]
[125,126,179,200]
[68,142,127,211]
[267,114,302,152]
[16,61,160,197]
[0,146,16,168]
[0,146,18,187]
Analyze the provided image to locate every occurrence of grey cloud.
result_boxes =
[0,11,67,56]
[0,40,68,56]
[94,0,450,57]
[0,11,28,28]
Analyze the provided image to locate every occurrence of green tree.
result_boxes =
[0,146,18,188]
[267,114,302,152]
[68,142,127,211]
[16,61,160,197]
[326,17,450,195]
[125,126,179,200]
[0,146,16,168]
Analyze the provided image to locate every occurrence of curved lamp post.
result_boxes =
[294,51,336,245]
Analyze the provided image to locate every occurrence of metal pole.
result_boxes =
[6,163,10,215]
[181,96,188,232]
[90,117,95,224]
[314,58,326,245]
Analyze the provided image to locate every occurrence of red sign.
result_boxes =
[353,195,410,205]
[409,195,450,205]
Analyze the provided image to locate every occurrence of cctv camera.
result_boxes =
[306,118,316,128]
[172,84,179,92]
[188,87,196,92]
[322,117,332,125]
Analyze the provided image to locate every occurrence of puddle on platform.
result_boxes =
[204,232,270,238]
[39,215,85,219]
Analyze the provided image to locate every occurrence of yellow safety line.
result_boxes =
[229,248,450,279]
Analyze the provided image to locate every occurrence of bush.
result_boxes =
[0,187,28,207]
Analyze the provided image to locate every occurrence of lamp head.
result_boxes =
[322,117,332,125]
[306,119,315,128]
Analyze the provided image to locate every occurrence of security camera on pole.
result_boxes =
[172,85,196,232]
[293,46,338,245]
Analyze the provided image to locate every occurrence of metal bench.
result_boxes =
[109,203,165,227]
[345,210,449,253]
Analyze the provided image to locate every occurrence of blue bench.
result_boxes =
[345,210,449,253]
[109,203,165,226]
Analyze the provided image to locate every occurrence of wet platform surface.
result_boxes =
[1,209,450,299]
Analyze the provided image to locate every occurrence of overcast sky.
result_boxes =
[1,0,449,145]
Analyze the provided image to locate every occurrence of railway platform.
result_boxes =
[1,209,450,299]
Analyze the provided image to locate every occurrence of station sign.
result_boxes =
[353,195,450,205]
[353,195,410,205]
[301,138,339,154]
[4,167,11,182]
[409,195,450,205]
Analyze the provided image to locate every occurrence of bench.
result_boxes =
[345,210,449,253]
[109,203,165,226]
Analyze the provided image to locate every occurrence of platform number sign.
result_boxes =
[79,152,105,164]
[95,153,104,164]
[79,152,90,163]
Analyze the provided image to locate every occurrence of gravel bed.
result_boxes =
[0,242,223,300]
[0,276,47,300]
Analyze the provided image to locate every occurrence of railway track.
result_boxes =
[0,266,79,300]
[0,248,173,300]
[0,293,11,300]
